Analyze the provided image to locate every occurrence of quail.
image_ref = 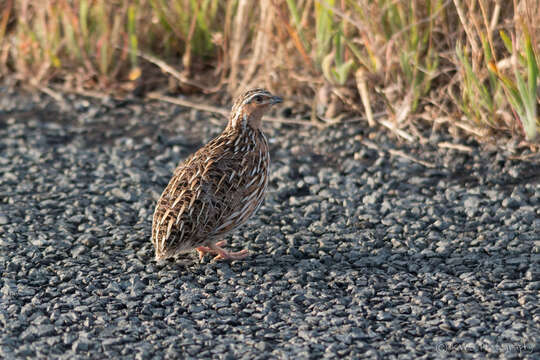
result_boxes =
[152,88,282,261]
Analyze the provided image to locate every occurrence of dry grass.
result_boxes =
[0,0,538,142]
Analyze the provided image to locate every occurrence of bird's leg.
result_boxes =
[210,241,249,262]
[196,240,227,261]
[196,240,249,261]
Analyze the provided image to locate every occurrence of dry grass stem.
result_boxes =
[355,69,376,127]
[135,51,215,93]
[388,149,436,168]
[379,120,415,142]
[438,142,474,153]
[360,139,436,168]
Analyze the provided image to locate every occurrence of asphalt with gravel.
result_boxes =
[0,90,539,359]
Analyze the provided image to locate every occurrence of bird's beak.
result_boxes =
[270,96,283,105]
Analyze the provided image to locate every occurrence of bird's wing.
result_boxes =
[205,144,268,238]
[152,150,208,255]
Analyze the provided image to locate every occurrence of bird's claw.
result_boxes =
[196,240,249,262]
[211,249,249,262]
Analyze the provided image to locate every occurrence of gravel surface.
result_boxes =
[0,90,539,359]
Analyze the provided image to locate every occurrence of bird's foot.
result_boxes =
[196,240,249,262]
[196,240,227,261]
[211,248,249,262]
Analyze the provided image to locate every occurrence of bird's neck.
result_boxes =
[227,110,263,131]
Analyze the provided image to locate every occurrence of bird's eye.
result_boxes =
[254,96,263,103]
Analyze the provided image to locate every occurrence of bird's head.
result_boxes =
[228,88,283,130]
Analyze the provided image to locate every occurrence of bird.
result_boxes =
[152,88,283,261]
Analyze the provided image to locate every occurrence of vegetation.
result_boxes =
[0,0,538,142]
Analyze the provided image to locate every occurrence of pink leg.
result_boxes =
[196,240,227,261]
[196,240,249,262]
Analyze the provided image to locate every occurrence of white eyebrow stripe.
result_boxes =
[243,92,270,104]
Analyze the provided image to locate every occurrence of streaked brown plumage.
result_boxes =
[152,88,282,261]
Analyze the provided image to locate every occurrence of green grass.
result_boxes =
[490,29,539,141]
[1,0,538,143]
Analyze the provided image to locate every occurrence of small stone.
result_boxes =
[72,340,90,352]
[376,312,393,321]
[502,198,520,209]
[111,188,132,202]
[71,245,87,257]
[497,280,519,290]
[463,196,480,209]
